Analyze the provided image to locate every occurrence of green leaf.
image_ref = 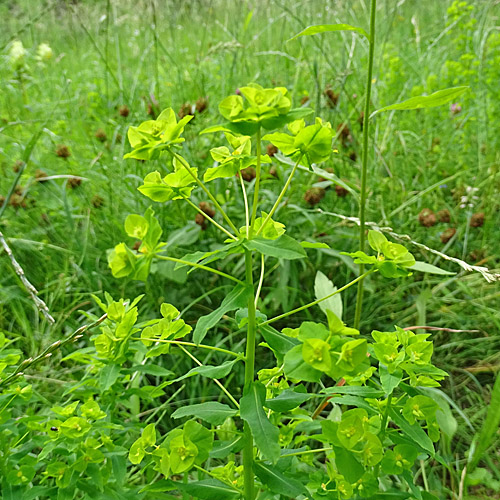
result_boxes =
[166,359,240,385]
[322,386,384,397]
[289,23,369,41]
[193,284,251,344]
[314,271,342,319]
[470,371,500,470]
[284,344,322,383]
[174,479,240,499]
[245,235,306,260]
[380,365,403,395]
[389,408,435,455]
[210,436,245,459]
[171,402,237,426]
[124,214,149,239]
[333,446,365,483]
[367,230,388,253]
[371,86,469,117]
[126,364,174,377]
[409,261,455,275]
[99,364,121,391]
[264,388,312,412]
[142,423,156,447]
[128,438,145,465]
[240,382,280,462]
[260,325,300,356]
[253,462,309,498]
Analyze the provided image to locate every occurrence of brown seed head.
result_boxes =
[35,169,48,183]
[56,145,71,158]
[179,103,194,119]
[195,212,208,230]
[67,177,81,189]
[335,185,349,198]
[440,227,456,244]
[95,128,107,142]
[118,105,130,117]
[195,97,208,114]
[267,144,278,157]
[269,166,278,178]
[12,160,23,172]
[132,240,142,251]
[199,201,215,219]
[470,212,484,228]
[240,167,256,182]
[304,187,326,206]
[324,88,339,108]
[300,95,310,106]
[437,209,451,223]
[91,195,104,208]
[418,208,437,227]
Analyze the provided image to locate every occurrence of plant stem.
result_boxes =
[243,248,257,500]
[249,127,262,236]
[256,153,304,237]
[155,255,243,284]
[171,151,239,235]
[374,393,392,477]
[183,196,238,241]
[260,270,375,327]
[239,173,250,239]
[354,0,377,330]
[254,254,265,307]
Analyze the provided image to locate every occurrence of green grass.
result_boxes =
[0,0,499,497]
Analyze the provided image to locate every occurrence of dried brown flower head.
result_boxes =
[418,208,437,227]
[304,187,326,206]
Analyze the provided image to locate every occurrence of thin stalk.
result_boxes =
[256,153,304,237]
[138,338,242,359]
[239,173,250,239]
[178,345,240,409]
[243,249,257,500]
[155,255,243,284]
[249,127,262,236]
[171,151,239,235]
[260,270,376,327]
[254,254,265,307]
[354,0,377,330]
[374,393,393,476]
[183,196,238,241]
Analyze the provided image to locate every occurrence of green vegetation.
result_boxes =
[0,1,499,499]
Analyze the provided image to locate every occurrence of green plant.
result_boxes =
[102,81,458,499]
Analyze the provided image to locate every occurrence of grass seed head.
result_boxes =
[470,212,484,227]
[304,187,326,206]
[67,177,81,189]
[335,185,349,198]
[195,97,208,114]
[56,145,71,158]
[440,227,456,243]
[418,208,437,227]
[118,105,130,117]
[437,209,451,223]
[240,167,256,182]
[95,128,107,142]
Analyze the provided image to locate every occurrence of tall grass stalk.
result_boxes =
[353,0,377,330]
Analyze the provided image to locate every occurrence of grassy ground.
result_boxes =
[0,0,499,496]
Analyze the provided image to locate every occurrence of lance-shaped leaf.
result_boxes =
[264,387,312,412]
[240,381,280,462]
[289,23,369,42]
[244,234,306,260]
[371,86,469,117]
[193,284,252,344]
[174,479,240,499]
[171,402,237,426]
[253,462,309,498]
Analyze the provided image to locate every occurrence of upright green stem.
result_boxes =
[354,0,377,330]
[256,154,303,237]
[243,248,257,500]
[171,151,239,235]
[249,127,262,236]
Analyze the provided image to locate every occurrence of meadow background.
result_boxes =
[0,0,499,497]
